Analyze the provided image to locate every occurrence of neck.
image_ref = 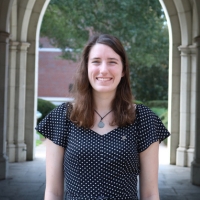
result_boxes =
[93,91,115,112]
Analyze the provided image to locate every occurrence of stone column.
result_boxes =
[176,45,191,166]
[6,41,19,162]
[187,45,197,167]
[0,31,9,179]
[25,51,36,161]
[168,46,181,165]
[14,42,30,162]
[191,36,200,185]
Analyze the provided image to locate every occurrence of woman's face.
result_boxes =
[88,43,124,95]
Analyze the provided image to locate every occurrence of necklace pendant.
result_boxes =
[98,121,105,128]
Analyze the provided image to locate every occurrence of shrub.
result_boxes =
[149,107,168,145]
[145,100,168,108]
[37,98,56,124]
[134,100,143,105]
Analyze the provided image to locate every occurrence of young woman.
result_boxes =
[36,34,170,200]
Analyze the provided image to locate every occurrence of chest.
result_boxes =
[65,122,140,167]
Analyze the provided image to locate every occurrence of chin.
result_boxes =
[93,88,116,94]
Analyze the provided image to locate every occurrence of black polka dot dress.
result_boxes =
[36,103,170,200]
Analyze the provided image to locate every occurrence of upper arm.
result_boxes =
[139,141,159,200]
[45,138,65,199]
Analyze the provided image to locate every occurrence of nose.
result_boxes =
[99,61,108,74]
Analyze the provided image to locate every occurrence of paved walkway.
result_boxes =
[0,142,199,200]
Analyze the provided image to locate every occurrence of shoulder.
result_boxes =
[135,104,170,152]
[49,102,72,118]
[136,104,152,111]
[135,104,156,120]
[36,102,71,148]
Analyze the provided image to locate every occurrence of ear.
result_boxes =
[121,71,125,77]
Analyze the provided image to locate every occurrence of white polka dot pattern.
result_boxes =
[36,103,69,147]
[137,104,169,153]
[36,103,170,200]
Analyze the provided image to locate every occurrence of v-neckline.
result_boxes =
[88,104,138,137]
[89,127,120,137]
[68,104,139,137]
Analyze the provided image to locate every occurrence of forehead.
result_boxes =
[89,43,120,59]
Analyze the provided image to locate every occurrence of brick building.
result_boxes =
[38,37,78,104]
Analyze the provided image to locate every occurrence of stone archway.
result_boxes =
[0,0,50,179]
[160,0,200,185]
[0,0,200,185]
[6,0,50,163]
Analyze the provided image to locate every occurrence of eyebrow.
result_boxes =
[90,57,100,60]
[90,57,119,61]
[108,58,119,61]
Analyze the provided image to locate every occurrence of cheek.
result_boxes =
[111,68,124,78]
[88,66,98,76]
[88,67,96,83]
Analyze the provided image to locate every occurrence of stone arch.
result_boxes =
[25,0,50,160]
[174,0,192,44]
[161,0,200,184]
[6,0,51,163]
[6,0,50,163]
[160,0,181,165]
[17,0,36,41]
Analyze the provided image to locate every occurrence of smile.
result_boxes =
[96,77,112,81]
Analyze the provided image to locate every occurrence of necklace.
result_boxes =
[94,109,113,128]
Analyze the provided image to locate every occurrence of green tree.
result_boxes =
[131,65,168,101]
[40,0,169,101]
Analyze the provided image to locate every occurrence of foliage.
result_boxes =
[36,132,45,146]
[131,65,168,101]
[40,0,169,101]
[145,100,168,108]
[151,107,166,118]
[159,110,168,128]
[36,139,42,146]
[134,100,143,105]
[150,106,168,145]
[37,98,56,124]
[135,100,168,128]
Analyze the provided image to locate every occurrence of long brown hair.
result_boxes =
[70,34,135,128]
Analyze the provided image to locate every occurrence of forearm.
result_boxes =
[44,190,64,200]
[140,193,160,200]
[45,139,65,200]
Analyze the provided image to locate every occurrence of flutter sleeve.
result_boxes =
[35,103,70,148]
[136,104,170,153]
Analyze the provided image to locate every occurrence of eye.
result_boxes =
[92,60,100,65]
[109,61,117,64]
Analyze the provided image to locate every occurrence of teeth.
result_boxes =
[97,78,111,81]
